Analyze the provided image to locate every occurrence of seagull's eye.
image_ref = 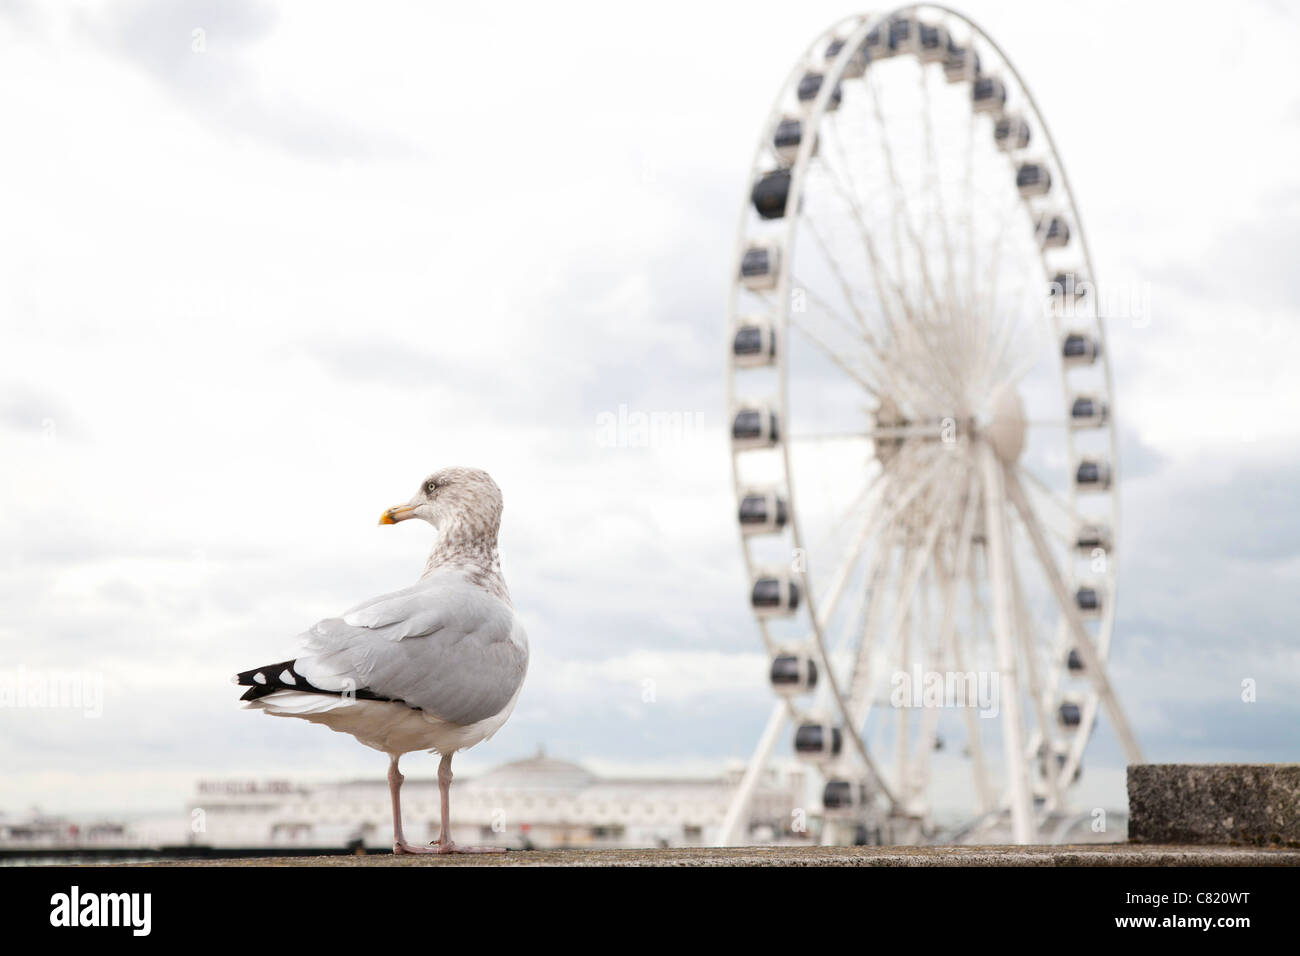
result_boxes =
[425,481,438,495]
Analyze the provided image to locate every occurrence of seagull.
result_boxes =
[233,467,528,854]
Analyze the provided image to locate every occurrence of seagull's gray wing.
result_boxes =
[291,570,528,725]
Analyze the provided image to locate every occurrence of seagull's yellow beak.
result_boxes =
[379,504,418,525]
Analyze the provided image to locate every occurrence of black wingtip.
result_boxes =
[232,659,397,706]
[233,659,299,701]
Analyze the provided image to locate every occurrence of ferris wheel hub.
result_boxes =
[984,384,1027,463]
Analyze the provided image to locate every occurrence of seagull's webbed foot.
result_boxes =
[393,841,441,855]
[436,840,507,855]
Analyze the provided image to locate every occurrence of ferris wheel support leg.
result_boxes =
[935,474,996,814]
[1008,546,1064,812]
[897,603,912,805]
[911,654,944,812]
[951,630,997,815]
[1004,468,1145,766]
[977,443,1036,844]
[964,550,1003,817]
[717,700,788,847]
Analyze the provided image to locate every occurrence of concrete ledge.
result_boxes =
[106,844,1300,867]
[1128,763,1300,847]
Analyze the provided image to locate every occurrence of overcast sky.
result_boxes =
[1,0,1298,820]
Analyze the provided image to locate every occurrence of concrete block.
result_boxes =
[1128,764,1300,846]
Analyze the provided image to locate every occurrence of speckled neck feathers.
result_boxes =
[421,520,510,604]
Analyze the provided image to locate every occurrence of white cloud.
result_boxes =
[2,0,1298,823]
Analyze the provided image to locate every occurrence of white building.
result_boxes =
[187,750,810,851]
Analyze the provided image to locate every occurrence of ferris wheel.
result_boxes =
[720,6,1143,846]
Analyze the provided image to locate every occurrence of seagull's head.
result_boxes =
[379,466,504,540]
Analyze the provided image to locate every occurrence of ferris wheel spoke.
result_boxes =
[798,209,942,404]
[921,64,960,330]
[841,447,956,737]
[791,276,919,402]
[1001,338,1054,388]
[809,482,890,633]
[876,445,955,525]
[981,288,1034,389]
[1043,615,1071,703]
[863,78,929,310]
[788,311,881,396]
[799,304,893,392]
[967,185,1016,376]
[973,175,1037,391]
[809,150,954,392]
[982,262,1043,391]
[864,457,963,680]
[799,191,893,345]
[864,74,961,366]
[792,269,876,343]
[788,421,953,444]
[788,430,871,444]
[1013,463,1089,544]
[960,104,979,340]
[806,156,916,351]
[845,542,894,727]
[800,466,887,560]
[806,156,920,343]
[819,118,917,339]
[916,63,974,409]
[1003,466,1142,765]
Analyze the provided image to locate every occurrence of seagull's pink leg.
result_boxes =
[436,752,506,854]
[389,755,438,854]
